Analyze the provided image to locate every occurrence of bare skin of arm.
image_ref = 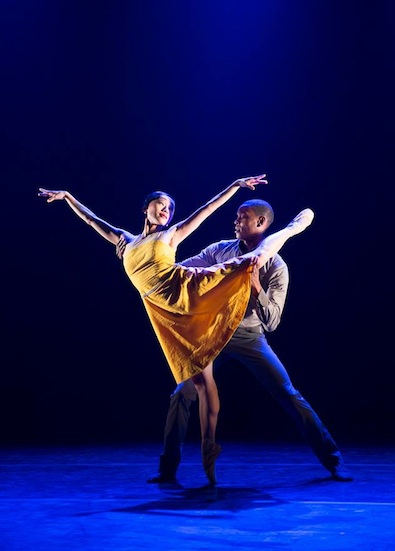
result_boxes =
[167,175,267,249]
[38,174,267,249]
[37,189,133,245]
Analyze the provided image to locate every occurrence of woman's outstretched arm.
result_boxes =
[169,175,267,248]
[38,188,131,245]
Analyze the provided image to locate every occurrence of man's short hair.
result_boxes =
[239,199,274,227]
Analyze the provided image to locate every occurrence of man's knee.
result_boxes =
[170,379,198,403]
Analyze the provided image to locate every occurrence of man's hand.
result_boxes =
[116,233,131,259]
[251,263,263,298]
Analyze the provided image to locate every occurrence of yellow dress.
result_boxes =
[123,234,253,383]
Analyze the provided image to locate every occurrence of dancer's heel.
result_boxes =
[202,442,222,485]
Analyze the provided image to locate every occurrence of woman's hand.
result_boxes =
[38,188,67,202]
[235,174,268,190]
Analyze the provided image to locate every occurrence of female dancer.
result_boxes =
[38,176,313,484]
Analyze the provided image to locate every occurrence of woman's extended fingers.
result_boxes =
[37,188,65,202]
[250,174,268,185]
[240,174,268,189]
[38,188,53,199]
[241,174,268,189]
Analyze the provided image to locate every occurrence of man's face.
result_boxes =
[234,207,264,240]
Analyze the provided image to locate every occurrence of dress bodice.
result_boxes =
[123,236,176,297]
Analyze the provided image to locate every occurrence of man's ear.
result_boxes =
[257,215,265,227]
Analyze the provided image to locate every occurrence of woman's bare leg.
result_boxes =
[192,363,222,485]
[246,208,315,268]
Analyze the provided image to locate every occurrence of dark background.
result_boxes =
[1,0,394,446]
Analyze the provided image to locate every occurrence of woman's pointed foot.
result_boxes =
[287,208,315,235]
[202,442,222,485]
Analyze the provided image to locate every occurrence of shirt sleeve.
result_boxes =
[179,243,223,267]
[254,258,289,332]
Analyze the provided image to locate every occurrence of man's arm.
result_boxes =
[253,257,289,332]
[178,244,219,267]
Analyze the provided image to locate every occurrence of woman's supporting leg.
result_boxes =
[192,363,219,444]
[192,363,222,485]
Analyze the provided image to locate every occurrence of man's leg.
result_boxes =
[223,327,353,481]
[147,378,198,483]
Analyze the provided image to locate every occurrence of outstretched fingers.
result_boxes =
[241,174,268,189]
[37,188,65,202]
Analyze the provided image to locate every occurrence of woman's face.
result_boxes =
[146,195,175,226]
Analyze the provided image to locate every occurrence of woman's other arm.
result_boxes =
[38,188,131,245]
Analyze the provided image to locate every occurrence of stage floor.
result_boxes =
[1,441,394,550]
